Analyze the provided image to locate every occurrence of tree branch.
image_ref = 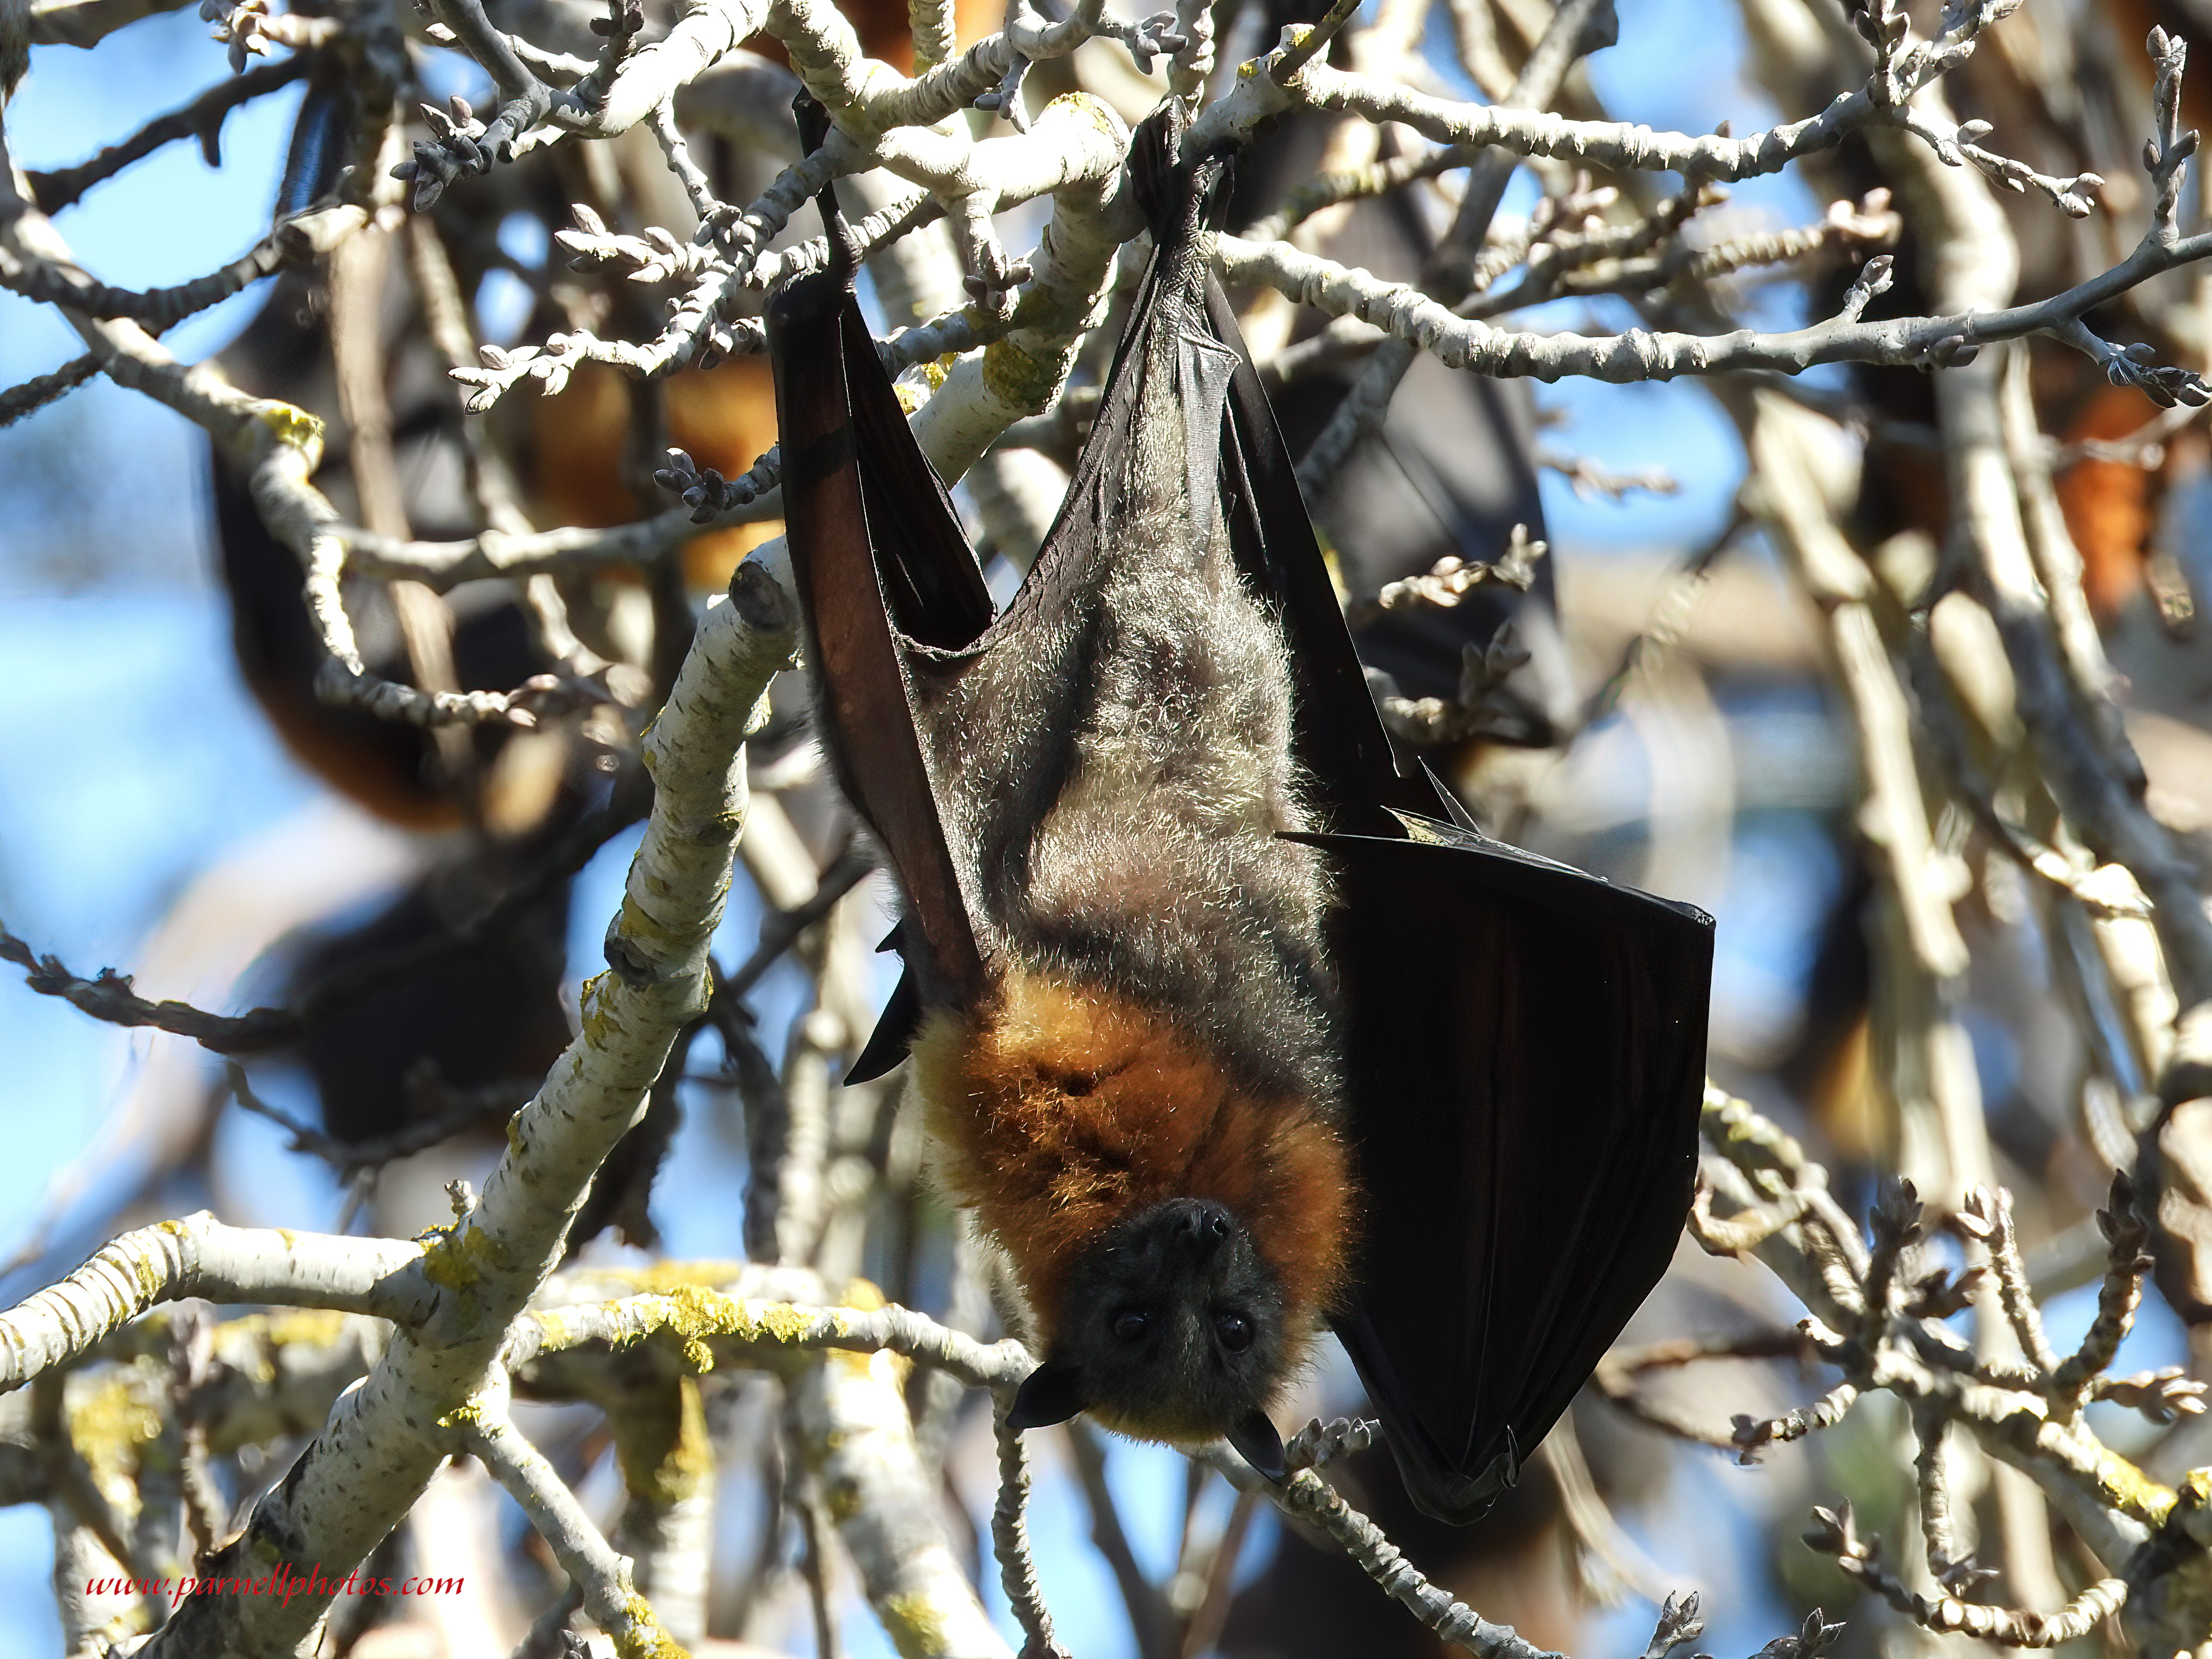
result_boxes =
[0,1215,426,1390]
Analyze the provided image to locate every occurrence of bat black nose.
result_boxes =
[1166,1199,1235,1260]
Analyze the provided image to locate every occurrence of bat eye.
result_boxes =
[1214,1313,1254,1353]
[1112,1311,1149,1344]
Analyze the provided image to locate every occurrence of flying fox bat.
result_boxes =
[764,104,1715,1520]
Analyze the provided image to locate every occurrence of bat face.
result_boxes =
[1009,1197,1292,1474]
[911,971,1352,1470]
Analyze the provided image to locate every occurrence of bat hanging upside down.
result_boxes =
[766,102,1715,1519]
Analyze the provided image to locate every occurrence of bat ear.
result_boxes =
[1226,1410,1286,1483]
[1007,1361,1087,1431]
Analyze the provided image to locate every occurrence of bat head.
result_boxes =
[1008,1196,1290,1480]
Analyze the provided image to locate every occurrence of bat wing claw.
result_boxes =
[1228,1409,1288,1483]
[1008,1360,1086,1431]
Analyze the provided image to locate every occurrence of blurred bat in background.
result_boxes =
[773,99,1716,1518]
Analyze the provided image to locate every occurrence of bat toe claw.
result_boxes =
[1228,1409,1287,1483]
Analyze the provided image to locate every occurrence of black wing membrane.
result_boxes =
[767,106,1715,1525]
[1298,819,1713,1520]
[766,231,994,1011]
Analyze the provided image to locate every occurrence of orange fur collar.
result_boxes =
[912,969,1353,1348]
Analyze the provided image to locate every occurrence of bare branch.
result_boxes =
[1269,1461,1567,1659]
[1805,1501,2126,1646]
[1731,1377,1862,1463]
[2049,1173,2155,1413]
[509,1287,1031,1386]
[24,52,308,211]
[226,1061,521,1180]
[1292,0,1612,491]
[994,1401,1069,1659]
[0,198,367,330]
[0,1215,426,1390]
[0,350,97,427]
[1639,1592,1708,1659]
[143,565,797,1655]
[466,1396,681,1658]
[0,917,303,1052]
[1220,218,2212,387]
[1955,1186,2061,1375]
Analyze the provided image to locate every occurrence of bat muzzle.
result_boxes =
[1160,1198,1235,1263]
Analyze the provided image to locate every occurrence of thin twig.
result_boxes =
[2049,1173,2153,1414]
[721,848,877,1003]
[26,54,312,212]
[1956,1187,2062,1375]
[1265,1461,1564,1659]
[226,1062,524,1177]
[993,1399,1069,1659]
[1806,1502,2126,1646]
[0,352,98,428]
[0,773,648,1057]
[0,198,366,330]
[467,1401,683,1657]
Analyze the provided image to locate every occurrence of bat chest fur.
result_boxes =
[911,969,1353,1351]
[918,501,1347,1119]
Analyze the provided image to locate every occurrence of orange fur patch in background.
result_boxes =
[913,971,1353,1346]
[527,359,783,592]
[2056,381,2159,619]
